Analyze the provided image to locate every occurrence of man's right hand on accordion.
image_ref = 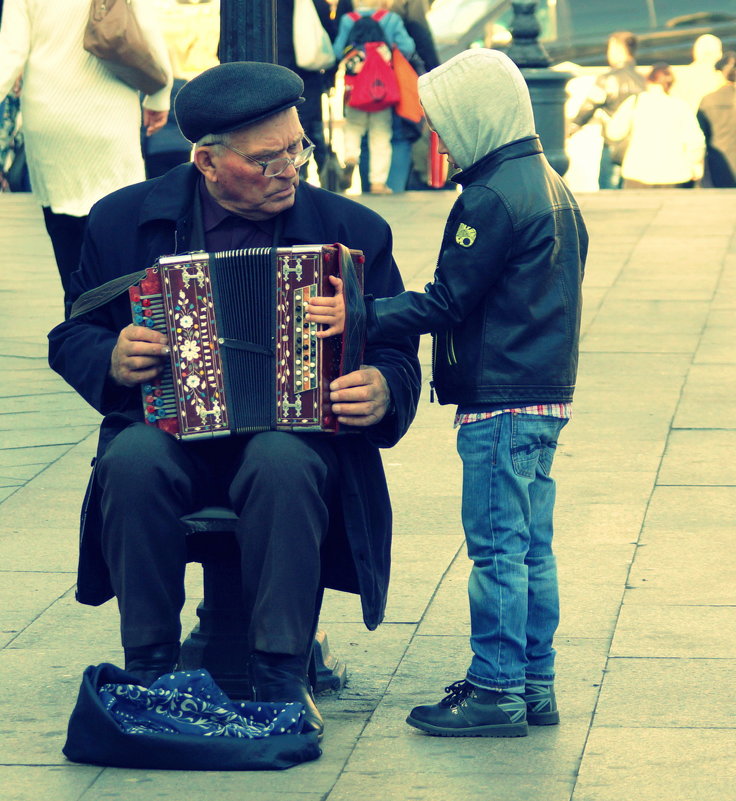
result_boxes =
[109,323,170,388]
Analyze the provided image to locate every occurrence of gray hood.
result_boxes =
[418,49,536,171]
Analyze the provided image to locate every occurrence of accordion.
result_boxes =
[128,245,365,440]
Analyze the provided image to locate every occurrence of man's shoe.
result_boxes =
[406,680,528,737]
[251,651,324,739]
[124,642,180,687]
[524,683,560,725]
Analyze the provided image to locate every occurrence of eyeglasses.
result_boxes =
[219,135,316,177]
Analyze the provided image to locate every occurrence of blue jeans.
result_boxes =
[456,413,568,692]
[599,143,622,190]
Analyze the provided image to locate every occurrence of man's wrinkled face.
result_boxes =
[195,108,305,221]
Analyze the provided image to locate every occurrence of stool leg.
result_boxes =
[180,555,251,699]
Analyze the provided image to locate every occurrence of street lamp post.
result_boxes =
[219,0,277,63]
[506,1,571,176]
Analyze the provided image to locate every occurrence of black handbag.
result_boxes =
[63,663,321,770]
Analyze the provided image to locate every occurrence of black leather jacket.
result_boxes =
[571,63,647,143]
[369,136,587,407]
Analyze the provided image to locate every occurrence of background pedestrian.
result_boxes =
[672,33,724,113]
[608,63,705,189]
[568,31,646,190]
[0,0,172,312]
[697,51,736,187]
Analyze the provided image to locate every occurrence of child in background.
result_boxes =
[332,0,415,194]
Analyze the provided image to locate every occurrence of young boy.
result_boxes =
[309,48,587,737]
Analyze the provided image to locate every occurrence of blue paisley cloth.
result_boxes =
[98,669,306,739]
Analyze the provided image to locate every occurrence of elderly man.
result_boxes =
[47,62,421,739]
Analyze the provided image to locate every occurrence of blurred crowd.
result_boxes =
[566,30,736,191]
[1,1,734,278]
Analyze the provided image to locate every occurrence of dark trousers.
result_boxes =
[96,424,340,656]
[41,207,87,313]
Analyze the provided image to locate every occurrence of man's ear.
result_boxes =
[193,147,218,183]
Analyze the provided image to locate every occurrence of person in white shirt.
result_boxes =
[608,63,705,189]
[671,33,724,114]
[0,0,172,312]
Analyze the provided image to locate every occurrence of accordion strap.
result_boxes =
[334,242,366,377]
[69,268,148,319]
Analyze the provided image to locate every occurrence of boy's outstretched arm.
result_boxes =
[306,275,345,338]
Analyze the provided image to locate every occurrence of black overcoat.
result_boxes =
[48,164,421,630]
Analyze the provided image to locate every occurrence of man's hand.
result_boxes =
[306,275,345,338]
[329,365,391,427]
[109,324,169,387]
[143,109,169,137]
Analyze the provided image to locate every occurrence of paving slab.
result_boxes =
[0,526,89,573]
[673,363,736,428]
[592,657,735,728]
[624,534,735,606]
[0,767,101,801]
[610,603,736,658]
[328,772,576,801]
[658,429,736,486]
[0,572,77,648]
[572,728,736,801]
[640,485,736,530]
[80,772,327,801]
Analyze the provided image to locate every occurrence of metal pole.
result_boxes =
[507,1,571,177]
[219,0,277,64]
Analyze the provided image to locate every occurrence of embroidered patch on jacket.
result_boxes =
[455,223,476,247]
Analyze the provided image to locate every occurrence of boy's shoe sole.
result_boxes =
[406,715,528,738]
[527,709,560,726]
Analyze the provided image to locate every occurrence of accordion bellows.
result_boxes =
[129,245,365,439]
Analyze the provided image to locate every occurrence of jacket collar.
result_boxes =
[137,163,328,245]
[139,163,200,224]
[454,136,543,187]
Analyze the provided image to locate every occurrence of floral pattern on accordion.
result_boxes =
[172,288,223,428]
[99,669,307,738]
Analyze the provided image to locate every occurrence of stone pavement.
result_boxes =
[0,187,734,801]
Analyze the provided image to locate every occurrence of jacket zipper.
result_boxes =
[446,330,458,365]
[430,334,437,402]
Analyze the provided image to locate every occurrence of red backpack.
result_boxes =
[343,10,400,113]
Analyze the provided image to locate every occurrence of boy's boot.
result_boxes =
[524,683,560,725]
[406,679,528,737]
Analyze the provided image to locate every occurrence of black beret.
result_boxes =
[175,61,305,143]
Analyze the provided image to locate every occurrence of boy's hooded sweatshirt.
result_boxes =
[369,49,588,409]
